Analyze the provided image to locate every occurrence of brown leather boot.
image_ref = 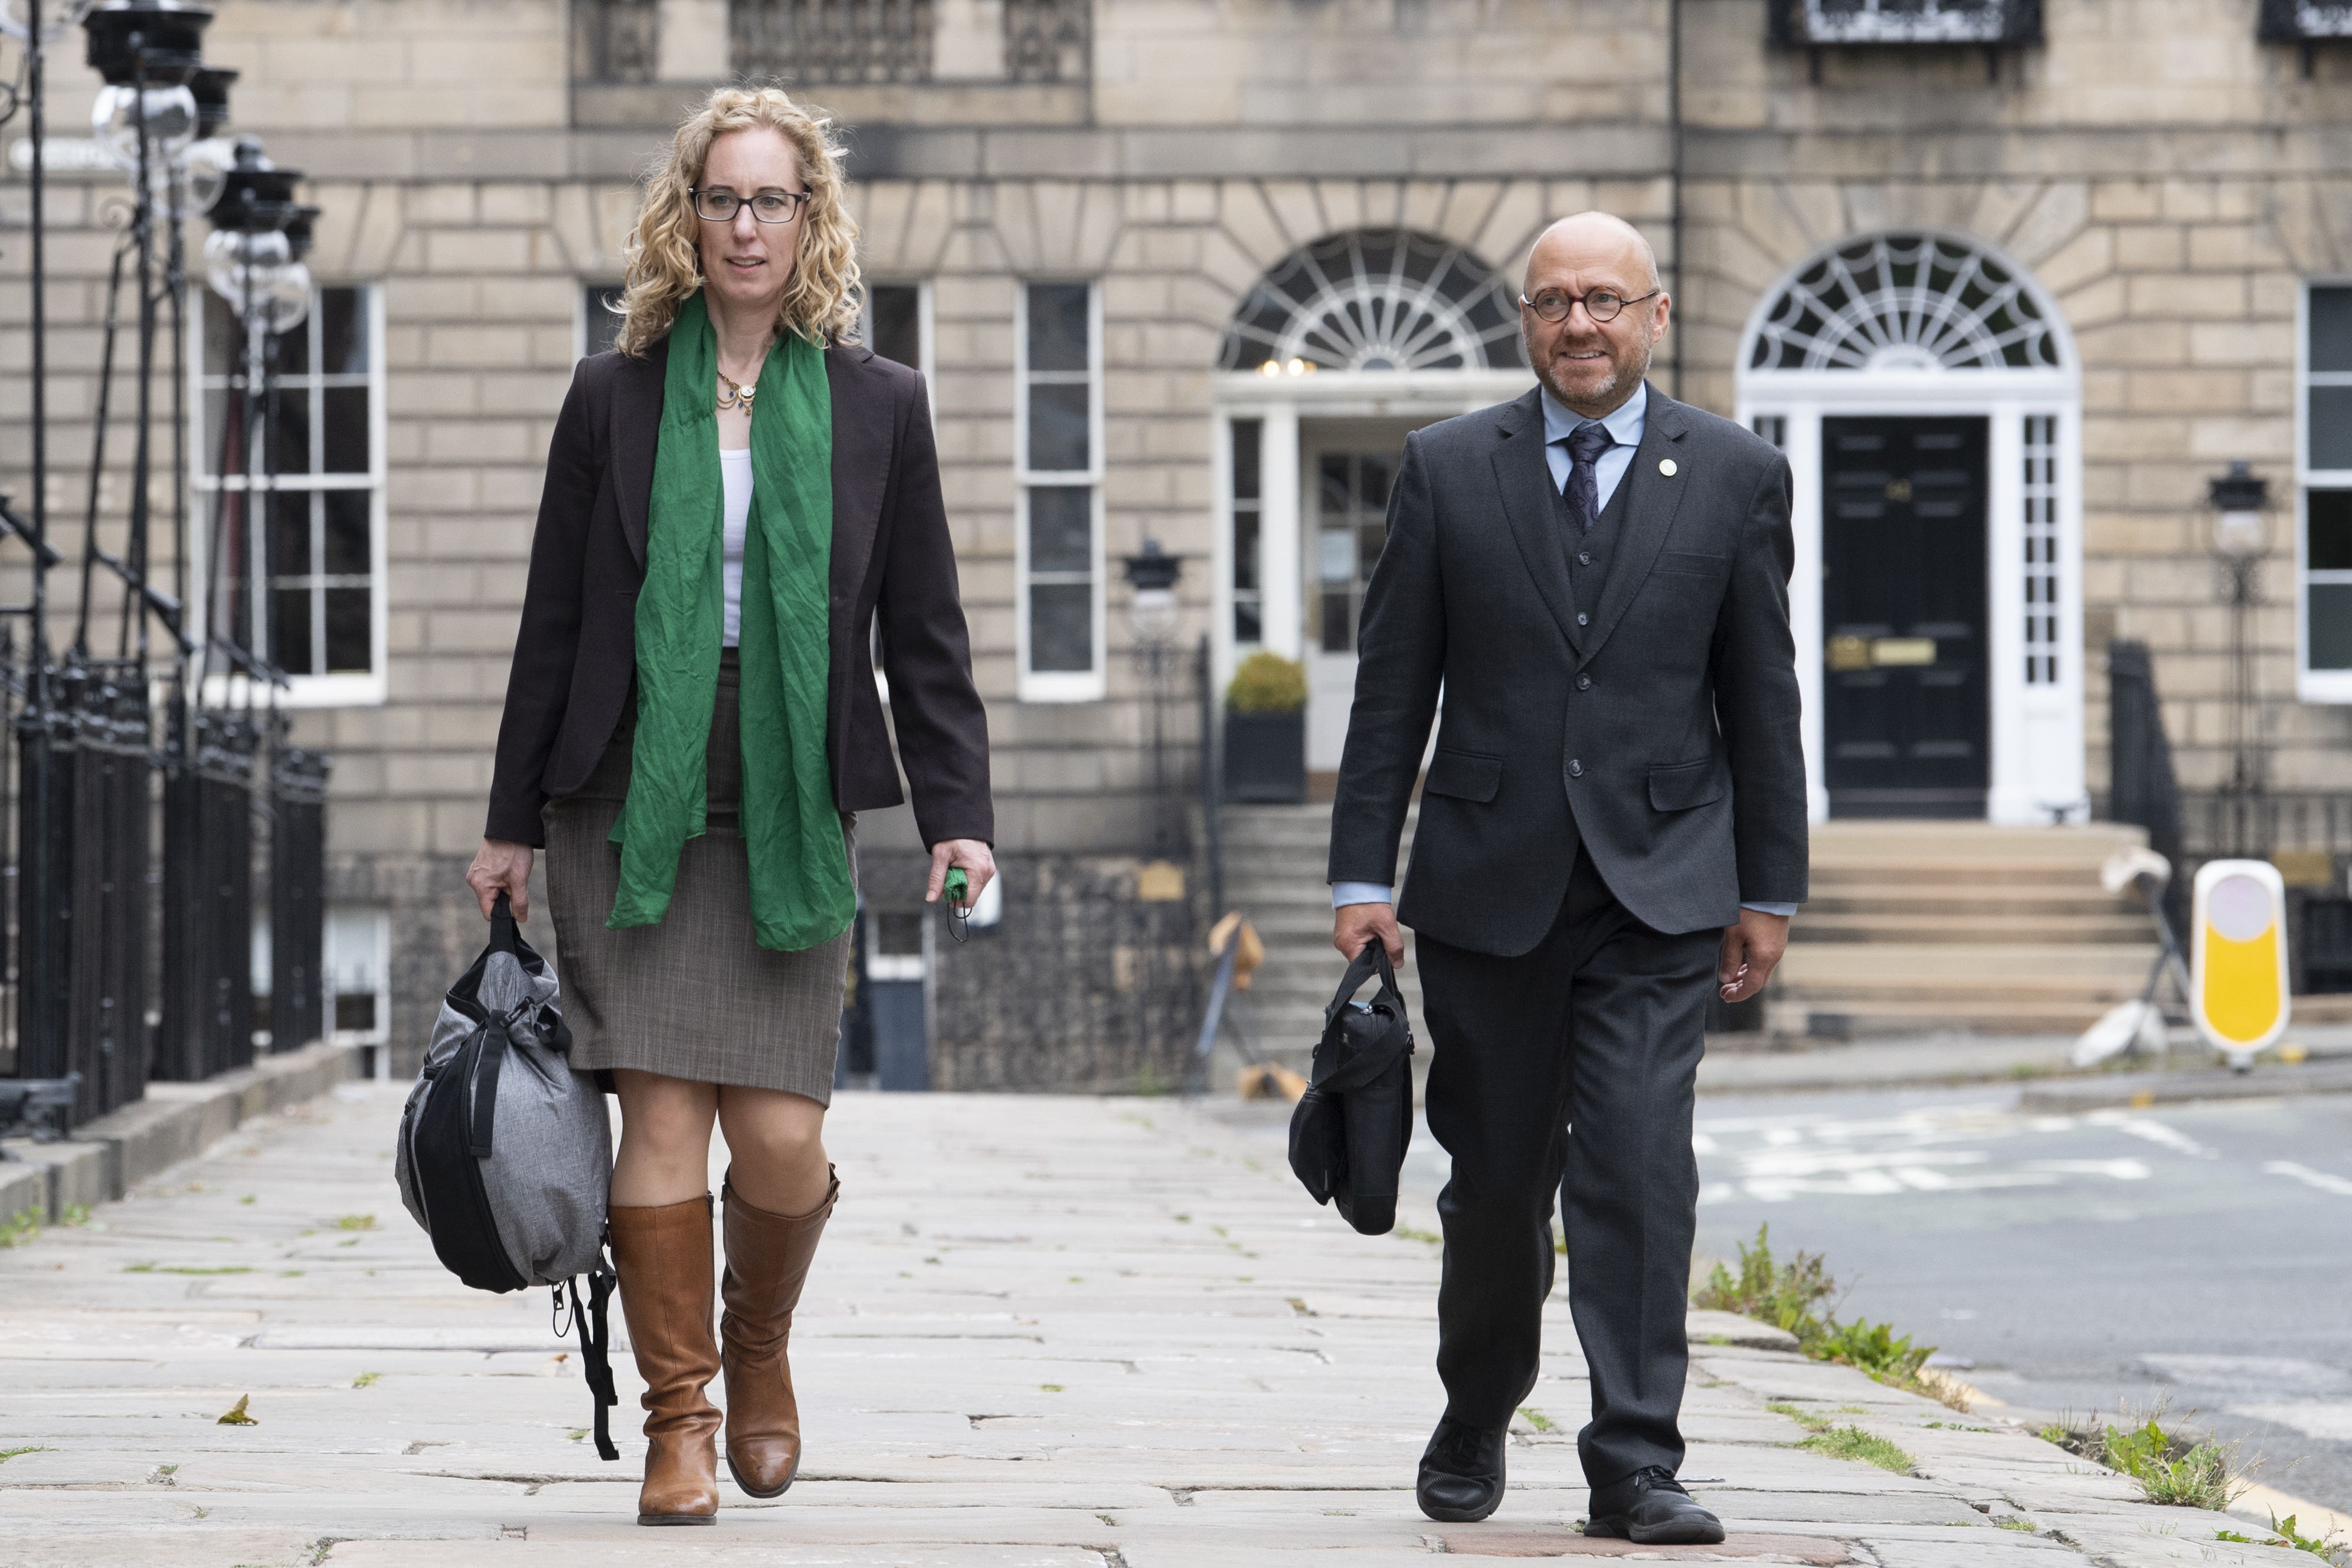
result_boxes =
[608,1195,722,1526]
[719,1167,838,1498]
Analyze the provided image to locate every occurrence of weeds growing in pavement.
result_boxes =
[1815,1319,1932,1383]
[1693,1226,1970,1412]
[2041,1403,2245,1511]
[1798,1426,1916,1474]
[1693,1224,1838,1343]
[2216,1513,2352,1567]
[0,1209,41,1248]
[1767,1401,1831,1433]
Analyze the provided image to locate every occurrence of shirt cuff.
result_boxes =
[1332,882,1395,909]
[1741,901,1798,918]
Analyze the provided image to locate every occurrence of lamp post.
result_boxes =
[1123,539,1185,862]
[2209,459,2270,857]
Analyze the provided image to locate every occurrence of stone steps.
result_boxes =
[1212,804,2163,1042]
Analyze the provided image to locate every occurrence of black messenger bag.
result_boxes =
[1287,944,1415,1235]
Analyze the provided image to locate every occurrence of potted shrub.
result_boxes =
[1224,651,1307,803]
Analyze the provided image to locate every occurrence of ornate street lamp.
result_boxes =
[2208,460,2271,856]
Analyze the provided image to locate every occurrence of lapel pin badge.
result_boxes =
[1658,459,1679,477]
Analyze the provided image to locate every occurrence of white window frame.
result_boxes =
[1014,280,1105,702]
[2298,279,2352,703]
[189,283,389,708]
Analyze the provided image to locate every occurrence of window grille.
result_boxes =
[1748,233,2060,374]
[1217,230,1522,375]
[2021,414,2059,686]
[731,0,935,84]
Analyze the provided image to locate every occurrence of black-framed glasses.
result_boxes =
[1520,287,1661,325]
[690,186,812,225]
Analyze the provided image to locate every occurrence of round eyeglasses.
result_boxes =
[690,186,812,225]
[1519,287,1661,325]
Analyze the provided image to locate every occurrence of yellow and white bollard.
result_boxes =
[2189,859,2290,1072]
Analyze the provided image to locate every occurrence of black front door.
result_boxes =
[1821,415,1990,817]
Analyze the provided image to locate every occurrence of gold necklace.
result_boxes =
[717,372,756,413]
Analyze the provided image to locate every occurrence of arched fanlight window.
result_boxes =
[1216,230,1524,374]
[1747,232,2062,373]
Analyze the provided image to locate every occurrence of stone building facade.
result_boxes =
[9,0,2352,1073]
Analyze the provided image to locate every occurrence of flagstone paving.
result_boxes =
[0,1084,2314,1567]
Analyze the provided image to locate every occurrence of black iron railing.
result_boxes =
[0,14,332,1140]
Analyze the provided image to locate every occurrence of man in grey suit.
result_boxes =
[1327,212,1808,1539]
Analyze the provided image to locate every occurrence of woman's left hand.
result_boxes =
[927,838,996,908]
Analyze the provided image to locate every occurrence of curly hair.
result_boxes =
[613,86,863,356]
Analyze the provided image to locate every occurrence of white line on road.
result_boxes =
[2086,1111,2216,1158]
[2262,1159,2352,1197]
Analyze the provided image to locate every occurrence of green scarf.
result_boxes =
[606,290,856,952]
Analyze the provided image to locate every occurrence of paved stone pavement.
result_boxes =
[0,1083,2317,1568]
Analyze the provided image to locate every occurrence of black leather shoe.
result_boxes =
[1417,1417,1507,1523]
[1585,1466,1726,1544]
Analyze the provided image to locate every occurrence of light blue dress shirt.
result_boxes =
[1331,381,1797,921]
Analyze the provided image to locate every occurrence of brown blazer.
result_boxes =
[485,335,993,850]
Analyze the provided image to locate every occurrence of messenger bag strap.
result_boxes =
[576,1256,620,1461]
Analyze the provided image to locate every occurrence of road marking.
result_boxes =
[1697,1105,2161,1204]
[2086,1111,2214,1158]
[2262,1159,2352,1197]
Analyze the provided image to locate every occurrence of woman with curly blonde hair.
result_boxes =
[470,85,994,1527]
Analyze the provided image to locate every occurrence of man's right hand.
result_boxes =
[467,838,535,922]
[1333,901,1405,966]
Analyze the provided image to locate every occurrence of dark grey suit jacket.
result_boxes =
[1327,382,1807,955]
[485,336,993,851]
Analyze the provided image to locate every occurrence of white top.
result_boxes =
[721,447,753,647]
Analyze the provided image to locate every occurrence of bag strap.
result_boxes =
[1324,942,1403,1029]
[489,890,519,957]
[465,1020,506,1159]
[578,1255,620,1462]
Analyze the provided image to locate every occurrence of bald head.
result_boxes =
[1517,211,1669,418]
[1523,212,1661,297]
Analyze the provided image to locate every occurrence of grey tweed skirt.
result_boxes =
[544,649,856,1103]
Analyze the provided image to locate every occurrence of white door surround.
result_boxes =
[1208,228,1537,724]
[1210,369,1533,708]
[1735,231,2088,827]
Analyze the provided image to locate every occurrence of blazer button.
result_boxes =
[1569,759,1584,778]
[1576,612,1589,627]
[1576,674,1592,690]
[1578,552,1592,566]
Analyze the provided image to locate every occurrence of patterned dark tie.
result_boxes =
[1563,421,1615,535]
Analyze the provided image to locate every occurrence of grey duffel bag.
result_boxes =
[394,891,619,1459]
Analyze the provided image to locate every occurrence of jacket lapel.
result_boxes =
[613,337,666,569]
[1577,382,1690,668]
[1490,387,1581,654]
[825,345,888,607]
